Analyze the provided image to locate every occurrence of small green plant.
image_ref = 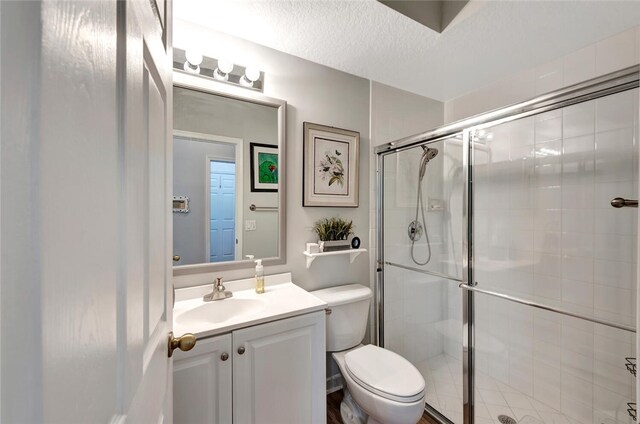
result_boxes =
[312,217,354,241]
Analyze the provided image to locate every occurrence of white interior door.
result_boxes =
[1,0,174,422]
[121,0,174,422]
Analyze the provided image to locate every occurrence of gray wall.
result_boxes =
[174,22,372,292]
[173,136,235,265]
[173,87,279,264]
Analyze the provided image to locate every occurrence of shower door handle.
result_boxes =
[611,197,638,208]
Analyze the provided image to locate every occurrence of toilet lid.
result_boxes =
[344,345,425,403]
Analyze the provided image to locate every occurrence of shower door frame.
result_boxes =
[375,64,640,424]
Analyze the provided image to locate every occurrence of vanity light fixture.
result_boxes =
[240,66,261,87]
[173,48,265,92]
[213,59,234,81]
[183,49,203,74]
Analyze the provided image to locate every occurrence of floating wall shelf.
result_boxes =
[302,249,367,269]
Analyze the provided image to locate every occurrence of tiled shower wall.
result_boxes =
[473,87,639,424]
[384,141,462,364]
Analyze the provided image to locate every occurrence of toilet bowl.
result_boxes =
[312,284,426,424]
[333,345,425,424]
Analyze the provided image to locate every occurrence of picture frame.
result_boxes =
[303,122,359,207]
[250,142,278,192]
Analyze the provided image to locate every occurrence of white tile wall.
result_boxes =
[474,87,638,424]
[381,137,465,423]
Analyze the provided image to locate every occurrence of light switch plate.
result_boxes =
[245,220,257,231]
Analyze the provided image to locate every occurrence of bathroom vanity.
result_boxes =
[172,273,327,423]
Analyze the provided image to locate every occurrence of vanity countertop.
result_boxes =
[173,272,327,339]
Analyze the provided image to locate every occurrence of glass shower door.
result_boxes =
[381,136,465,423]
[471,88,638,424]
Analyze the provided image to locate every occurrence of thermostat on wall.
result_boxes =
[173,196,189,213]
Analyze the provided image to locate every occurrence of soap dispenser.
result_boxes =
[254,259,265,294]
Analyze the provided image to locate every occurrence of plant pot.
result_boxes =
[322,239,351,252]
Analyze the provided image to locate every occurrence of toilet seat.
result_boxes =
[344,345,425,403]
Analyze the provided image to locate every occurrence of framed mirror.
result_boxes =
[172,71,286,275]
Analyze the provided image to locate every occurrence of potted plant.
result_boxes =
[312,217,354,252]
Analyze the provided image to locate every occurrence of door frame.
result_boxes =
[173,129,243,262]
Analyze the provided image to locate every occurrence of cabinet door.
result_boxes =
[233,311,326,424]
[174,334,233,424]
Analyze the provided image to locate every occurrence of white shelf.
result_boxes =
[302,248,367,269]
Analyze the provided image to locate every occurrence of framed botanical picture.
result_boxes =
[250,143,278,192]
[303,122,359,207]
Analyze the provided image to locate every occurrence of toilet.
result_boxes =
[312,284,425,424]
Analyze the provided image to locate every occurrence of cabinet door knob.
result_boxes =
[237,346,245,355]
[221,352,229,361]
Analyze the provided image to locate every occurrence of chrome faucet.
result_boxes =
[203,277,233,302]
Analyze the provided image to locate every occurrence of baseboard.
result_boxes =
[326,373,343,394]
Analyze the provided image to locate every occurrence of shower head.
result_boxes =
[418,146,439,180]
[422,146,439,161]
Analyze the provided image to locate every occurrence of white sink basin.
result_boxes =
[175,298,266,326]
[172,275,328,339]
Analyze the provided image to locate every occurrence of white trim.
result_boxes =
[173,130,243,262]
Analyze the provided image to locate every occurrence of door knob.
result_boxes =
[168,332,197,357]
[221,352,229,361]
[237,346,245,355]
[173,255,181,262]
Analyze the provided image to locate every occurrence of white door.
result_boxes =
[210,161,237,263]
[1,0,176,422]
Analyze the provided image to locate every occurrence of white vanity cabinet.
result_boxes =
[173,311,326,424]
[174,333,233,424]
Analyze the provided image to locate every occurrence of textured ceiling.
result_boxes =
[175,0,640,102]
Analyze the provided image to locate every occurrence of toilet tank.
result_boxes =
[311,284,372,352]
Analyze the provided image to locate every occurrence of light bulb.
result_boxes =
[213,59,234,81]
[244,67,260,82]
[183,61,200,74]
[185,49,203,66]
[239,66,261,87]
[217,59,233,74]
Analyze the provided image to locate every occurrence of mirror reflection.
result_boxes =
[173,86,279,266]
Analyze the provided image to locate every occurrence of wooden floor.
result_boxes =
[327,390,440,424]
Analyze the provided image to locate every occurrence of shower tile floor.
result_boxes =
[417,354,579,424]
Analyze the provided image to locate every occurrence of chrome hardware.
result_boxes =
[458,283,635,333]
[628,402,637,421]
[626,357,637,377]
[611,197,638,208]
[168,332,197,357]
[237,346,245,355]
[221,352,229,361]
[407,220,423,242]
[172,255,181,262]
[203,277,233,302]
[249,203,278,212]
[325,308,332,316]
